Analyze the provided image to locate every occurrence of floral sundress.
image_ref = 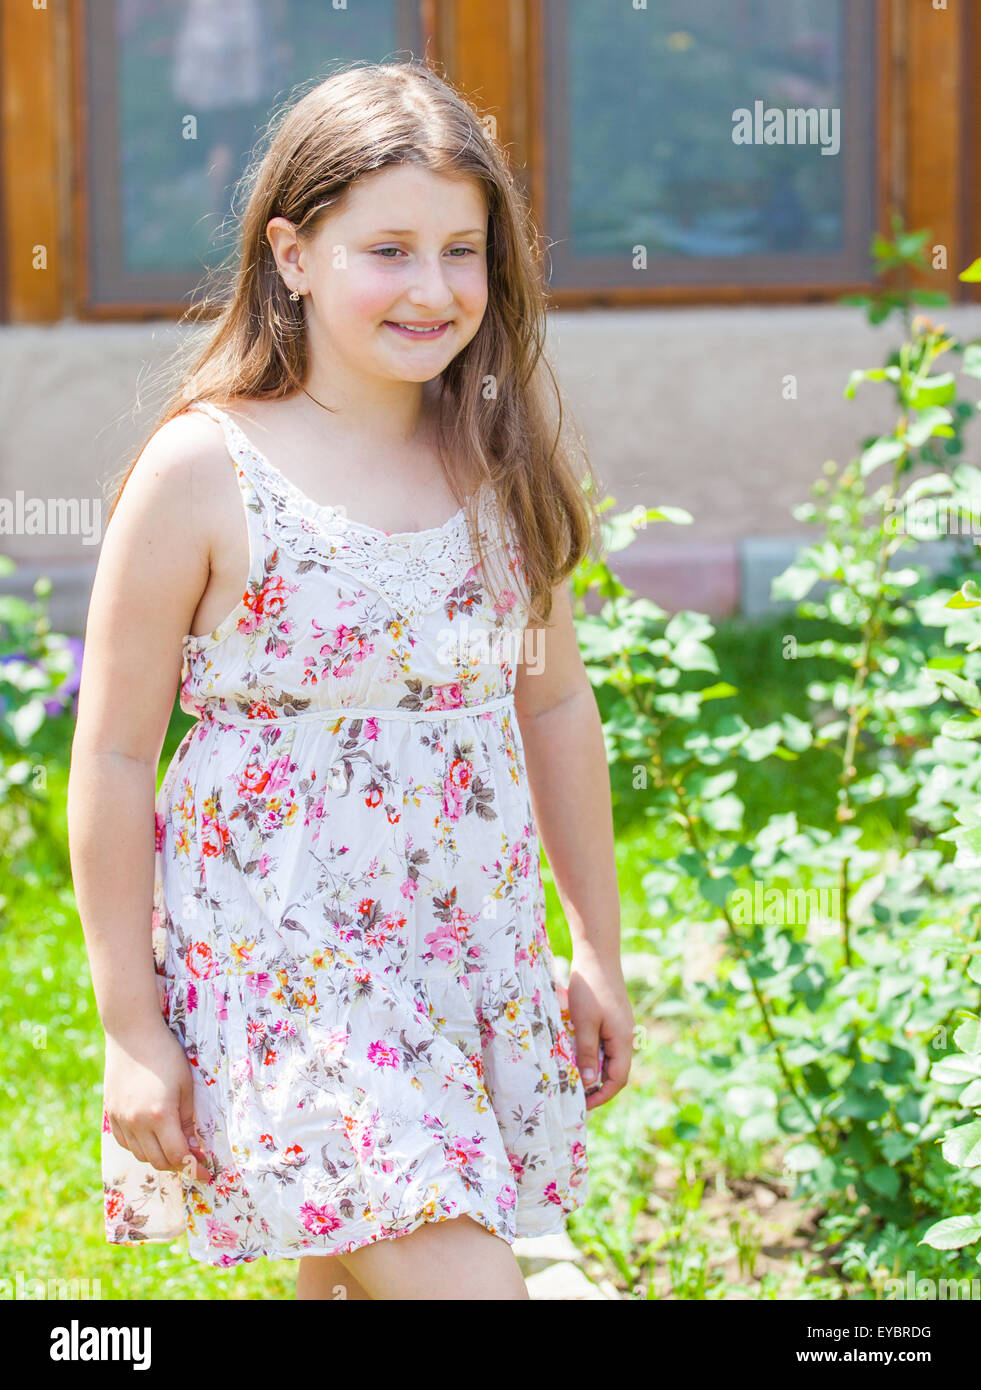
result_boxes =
[100,398,589,1266]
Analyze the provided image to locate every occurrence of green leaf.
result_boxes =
[942,1119,981,1168]
[909,373,957,409]
[946,579,981,610]
[962,343,981,378]
[697,872,736,908]
[940,715,981,741]
[860,436,905,477]
[920,1214,981,1250]
[864,1165,900,1199]
[931,1054,981,1085]
[725,1085,777,1118]
[670,639,719,674]
[646,505,694,526]
[954,1017,981,1054]
[930,670,981,709]
[904,407,953,447]
[844,366,897,399]
[698,682,738,703]
[772,564,819,602]
[783,1142,823,1173]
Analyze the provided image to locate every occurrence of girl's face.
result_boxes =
[272,164,490,389]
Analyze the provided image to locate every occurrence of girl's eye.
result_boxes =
[371,247,477,259]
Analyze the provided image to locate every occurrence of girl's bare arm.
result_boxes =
[67,413,220,1043]
[513,580,621,962]
[513,580,633,1107]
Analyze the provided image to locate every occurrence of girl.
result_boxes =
[68,59,633,1301]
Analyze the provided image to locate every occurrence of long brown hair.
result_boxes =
[105,58,603,624]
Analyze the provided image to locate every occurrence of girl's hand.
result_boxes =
[567,944,635,1110]
[104,1024,211,1185]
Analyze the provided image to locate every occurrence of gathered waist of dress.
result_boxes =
[196,691,516,726]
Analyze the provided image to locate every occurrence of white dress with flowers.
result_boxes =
[100,399,589,1266]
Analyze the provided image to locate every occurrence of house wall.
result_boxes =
[1,302,976,636]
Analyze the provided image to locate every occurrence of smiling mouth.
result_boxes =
[384,321,451,337]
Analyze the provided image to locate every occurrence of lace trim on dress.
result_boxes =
[252,467,504,620]
[199,402,513,621]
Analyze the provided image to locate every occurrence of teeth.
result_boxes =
[394,323,443,333]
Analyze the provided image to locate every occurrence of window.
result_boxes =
[78,0,427,313]
[541,0,879,294]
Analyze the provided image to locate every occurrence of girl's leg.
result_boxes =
[334,1214,529,1300]
[296,1254,374,1301]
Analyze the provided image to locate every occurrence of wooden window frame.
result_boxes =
[0,0,976,322]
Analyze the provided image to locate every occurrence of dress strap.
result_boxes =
[183,399,272,603]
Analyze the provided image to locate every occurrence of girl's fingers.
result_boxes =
[583,1028,633,1108]
[132,1129,172,1173]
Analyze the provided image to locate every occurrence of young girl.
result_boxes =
[68,59,633,1301]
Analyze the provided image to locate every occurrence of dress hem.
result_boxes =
[105,1197,587,1268]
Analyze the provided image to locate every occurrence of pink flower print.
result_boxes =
[104,1187,125,1220]
[154,812,165,853]
[507,1150,525,1181]
[445,1134,484,1175]
[543,1180,563,1206]
[323,623,356,654]
[493,588,517,617]
[186,981,198,1013]
[441,779,464,821]
[246,700,278,720]
[300,1201,343,1236]
[424,920,462,966]
[230,1057,251,1084]
[510,840,532,879]
[241,574,290,633]
[400,878,417,900]
[238,761,272,797]
[200,817,230,858]
[364,717,379,742]
[352,1121,376,1159]
[496,1183,518,1210]
[211,979,228,1021]
[430,682,465,711]
[245,972,273,997]
[102,1108,112,1134]
[367,1040,402,1070]
[448,757,472,791]
[265,754,295,794]
[316,1027,349,1066]
[569,1143,587,1184]
[206,1219,239,1249]
[186,941,217,980]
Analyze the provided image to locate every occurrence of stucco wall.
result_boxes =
[1,303,976,635]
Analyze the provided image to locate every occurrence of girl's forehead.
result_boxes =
[341,166,489,216]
